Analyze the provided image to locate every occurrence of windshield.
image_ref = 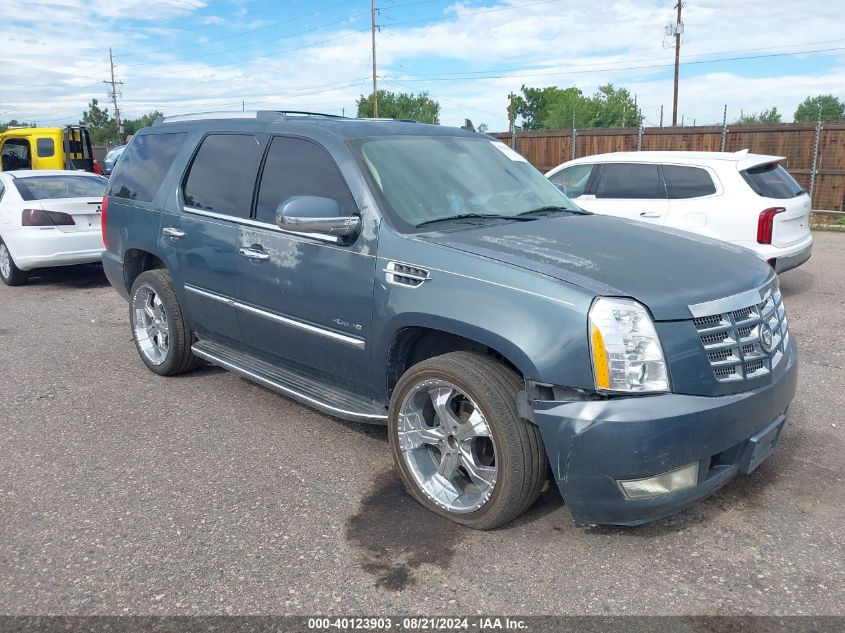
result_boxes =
[356,136,579,230]
[14,175,107,201]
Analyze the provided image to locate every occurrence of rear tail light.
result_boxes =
[93,159,102,175]
[757,207,785,244]
[101,195,109,250]
[21,209,75,226]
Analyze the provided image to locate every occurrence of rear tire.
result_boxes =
[388,351,547,530]
[129,269,201,376]
[0,239,29,286]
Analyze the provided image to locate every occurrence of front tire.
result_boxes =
[0,239,29,286]
[129,269,201,376]
[388,352,547,530]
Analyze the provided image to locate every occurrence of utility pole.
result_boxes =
[671,1,683,126]
[659,104,664,128]
[371,0,379,118]
[103,47,124,137]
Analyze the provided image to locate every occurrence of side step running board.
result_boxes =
[191,340,388,424]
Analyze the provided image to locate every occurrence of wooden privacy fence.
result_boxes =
[491,122,845,212]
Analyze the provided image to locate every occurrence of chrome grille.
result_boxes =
[693,287,790,383]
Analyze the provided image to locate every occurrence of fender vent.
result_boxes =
[384,261,430,288]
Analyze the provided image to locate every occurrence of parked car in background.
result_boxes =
[102,144,126,176]
[102,112,796,529]
[546,151,812,273]
[0,125,98,173]
[0,170,107,285]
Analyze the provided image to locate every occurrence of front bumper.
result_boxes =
[532,338,798,525]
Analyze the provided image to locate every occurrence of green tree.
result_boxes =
[123,111,163,136]
[586,84,643,128]
[793,95,845,122]
[735,107,783,125]
[356,90,440,123]
[513,86,590,130]
[512,83,642,130]
[80,99,118,144]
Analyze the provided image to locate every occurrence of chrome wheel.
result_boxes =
[132,284,170,365]
[0,243,10,279]
[397,379,497,513]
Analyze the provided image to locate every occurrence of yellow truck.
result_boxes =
[0,125,98,172]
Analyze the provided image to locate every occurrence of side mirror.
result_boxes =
[275,196,360,239]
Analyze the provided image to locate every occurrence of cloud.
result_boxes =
[0,0,842,130]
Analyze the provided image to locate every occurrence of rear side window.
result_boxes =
[741,163,804,199]
[663,165,717,199]
[255,136,356,224]
[183,134,261,218]
[548,164,594,198]
[14,175,107,200]
[595,163,665,199]
[36,138,55,158]
[109,133,187,202]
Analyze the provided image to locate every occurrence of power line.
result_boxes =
[383,45,845,82]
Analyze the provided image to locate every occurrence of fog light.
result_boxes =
[617,463,698,500]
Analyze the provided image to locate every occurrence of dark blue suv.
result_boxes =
[102,111,797,529]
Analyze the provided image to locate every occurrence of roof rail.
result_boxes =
[154,111,260,125]
[270,110,346,119]
[154,110,352,126]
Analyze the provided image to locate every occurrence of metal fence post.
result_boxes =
[720,105,728,152]
[637,125,644,151]
[809,104,822,208]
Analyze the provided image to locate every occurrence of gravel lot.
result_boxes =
[1,232,843,616]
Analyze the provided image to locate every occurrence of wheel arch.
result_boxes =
[123,248,166,294]
[381,317,540,401]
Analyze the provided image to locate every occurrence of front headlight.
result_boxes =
[589,297,669,393]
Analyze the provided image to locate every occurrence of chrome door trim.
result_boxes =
[191,344,387,422]
[184,284,365,350]
[182,206,341,244]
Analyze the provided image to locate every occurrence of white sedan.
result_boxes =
[0,170,107,285]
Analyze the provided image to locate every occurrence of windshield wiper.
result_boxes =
[515,205,591,217]
[415,213,535,228]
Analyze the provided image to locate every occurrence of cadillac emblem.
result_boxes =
[760,323,775,353]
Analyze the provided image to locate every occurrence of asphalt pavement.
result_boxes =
[1,232,843,616]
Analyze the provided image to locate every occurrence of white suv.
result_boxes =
[546,150,812,273]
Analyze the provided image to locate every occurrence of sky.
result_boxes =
[1,0,844,131]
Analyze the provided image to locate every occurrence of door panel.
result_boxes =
[231,134,376,397]
[590,162,669,224]
[235,225,376,396]
[161,210,241,345]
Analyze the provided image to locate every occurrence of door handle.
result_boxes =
[163,227,186,239]
[239,247,270,261]
[639,212,662,218]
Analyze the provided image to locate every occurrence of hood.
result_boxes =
[420,214,774,321]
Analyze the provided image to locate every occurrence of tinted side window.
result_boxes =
[183,135,260,217]
[548,164,593,197]
[36,138,55,158]
[741,163,804,199]
[595,163,665,199]
[255,136,356,224]
[109,133,187,202]
[663,165,716,199]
